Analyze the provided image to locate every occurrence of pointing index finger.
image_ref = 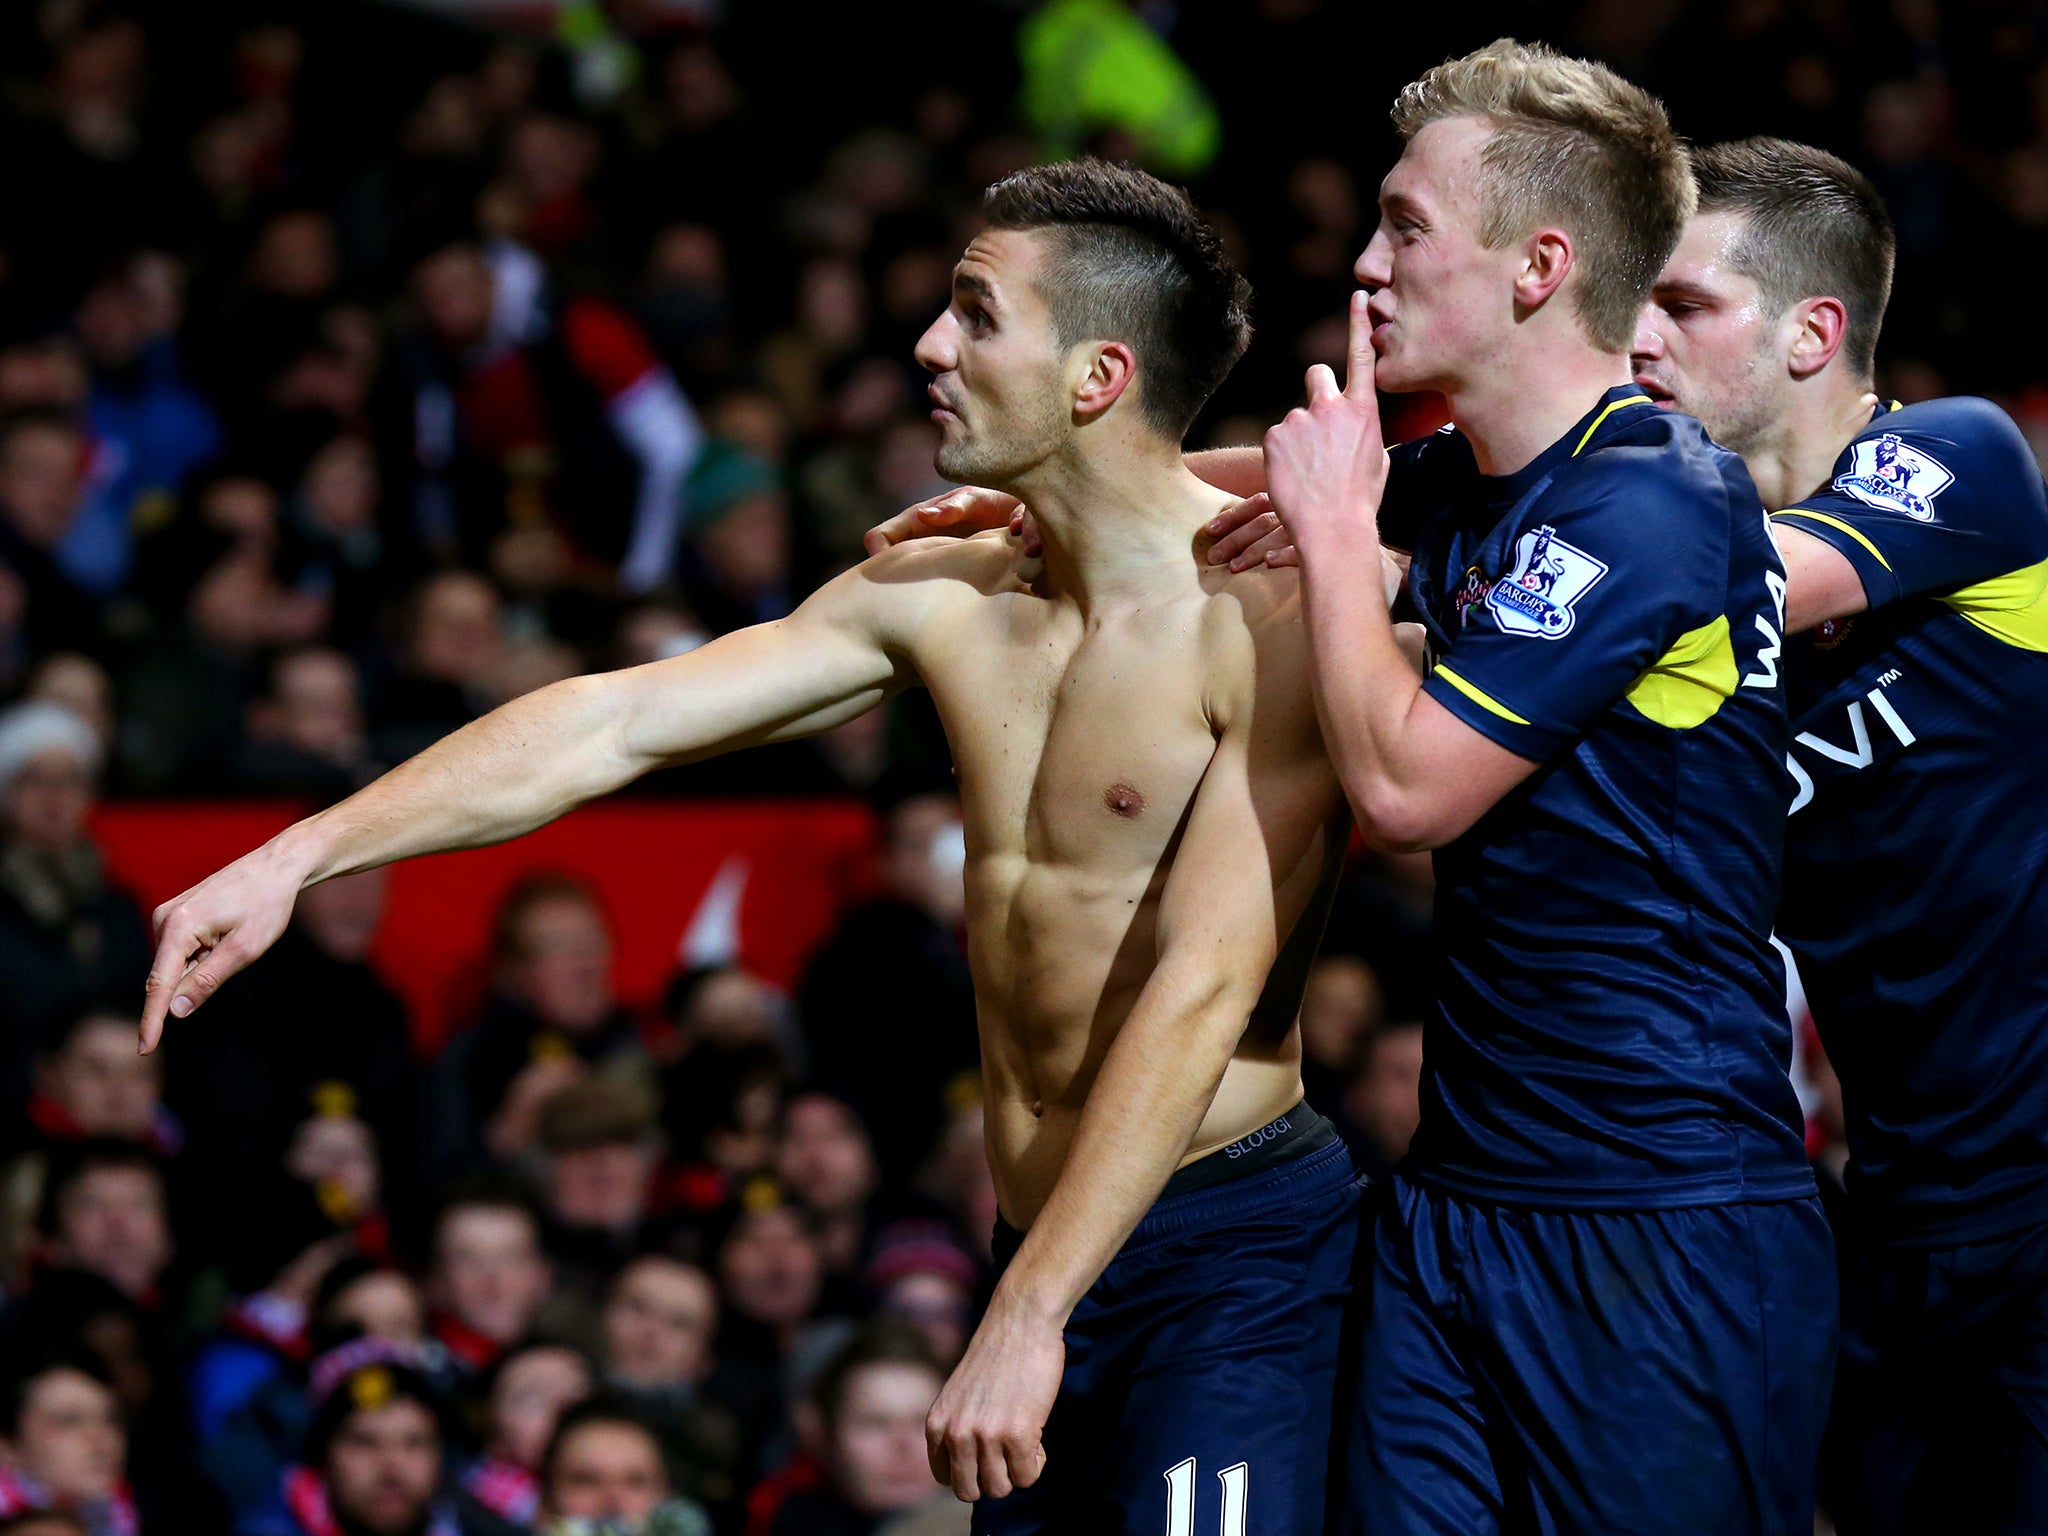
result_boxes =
[1345,289,1376,401]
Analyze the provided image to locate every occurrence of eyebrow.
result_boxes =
[954,270,999,310]
[1651,278,1719,303]
[1379,188,1428,221]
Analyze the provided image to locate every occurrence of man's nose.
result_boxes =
[1355,229,1392,289]
[1631,308,1666,365]
[914,313,955,375]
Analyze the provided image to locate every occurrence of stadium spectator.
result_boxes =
[760,1322,947,1536]
[0,417,100,663]
[434,874,644,1174]
[19,660,112,767]
[679,443,792,637]
[189,1256,426,1534]
[536,1399,710,1535]
[368,571,509,765]
[659,969,792,1191]
[532,1076,668,1304]
[25,1011,175,1155]
[231,647,378,796]
[34,1142,172,1308]
[860,1225,976,1371]
[382,233,702,592]
[424,1188,553,1380]
[0,1358,134,1536]
[776,1094,880,1285]
[0,704,148,1108]
[463,1342,592,1527]
[287,1352,508,1536]
[599,1256,743,1518]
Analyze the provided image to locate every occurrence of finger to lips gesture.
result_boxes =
[1261,290,1388,557]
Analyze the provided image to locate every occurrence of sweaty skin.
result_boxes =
[144,220,1346,1506]
[895,535,1341,1226]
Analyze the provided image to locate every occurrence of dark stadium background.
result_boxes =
[0,2,2025,1531]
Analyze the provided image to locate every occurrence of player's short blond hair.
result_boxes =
[1392,39,1695,354]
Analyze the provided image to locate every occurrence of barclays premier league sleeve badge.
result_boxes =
[1833,433,1953,521]
[1485,524,1609,639]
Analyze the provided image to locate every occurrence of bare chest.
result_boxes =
[920,599,1223,868]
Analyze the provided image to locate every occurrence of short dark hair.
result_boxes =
[539,1397,665,1491]
[491,870,605,965]
[1690,138,1896,378]
[0,1350,111,1438]
[981,158,1251,441]
[305,1358,447,1467]
[432,1175,543,1252]
[809,1317,940,1434]
[37,1140,163,1239]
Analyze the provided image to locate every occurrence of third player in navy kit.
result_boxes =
[1776,395,2048,1534]
[1776,395,2048,1242]
[1635,137,2048,1534]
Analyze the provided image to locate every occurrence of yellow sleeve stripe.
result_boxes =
[1624,615,1737,729]
[1432,664,1532,726]
[1942,553,2048,653]
[1770,508,1894,572]
[1572,394,1653,457]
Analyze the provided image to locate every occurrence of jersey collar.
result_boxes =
[1473,384,1656,510]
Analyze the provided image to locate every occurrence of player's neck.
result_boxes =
[1442,342,1634,477]
[1012,435,1223,612]
[1740,374,1883,510]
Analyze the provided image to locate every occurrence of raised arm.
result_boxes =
[140,562,920,1050]
[1265,297,1538,851]
[926,599,1343,1501]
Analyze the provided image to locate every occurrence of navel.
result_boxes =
[1104,781,1146,818]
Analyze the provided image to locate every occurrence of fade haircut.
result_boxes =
[1391,38,1695,354]
[981,158,1252,441]
[1690,137,1896,378]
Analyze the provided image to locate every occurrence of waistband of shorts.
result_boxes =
[1157,1099,1337,1201]
[993,1131,1357,1267]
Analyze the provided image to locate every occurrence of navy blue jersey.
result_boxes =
[1394,387,1813,1209]
[1773,396,2048,1245]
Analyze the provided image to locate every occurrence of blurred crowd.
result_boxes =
[0,0,2037,1531]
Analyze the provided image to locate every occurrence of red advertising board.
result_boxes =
[91,800,879,1055]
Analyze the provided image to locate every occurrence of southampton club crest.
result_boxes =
[1833,432,1953,521]
[1485,524,1609,639]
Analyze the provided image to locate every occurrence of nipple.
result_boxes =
[1104,782,1146,818]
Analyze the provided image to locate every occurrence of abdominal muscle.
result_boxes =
[966,853,1305,1231]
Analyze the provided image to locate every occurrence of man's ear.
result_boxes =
[1072,340,1139,423]
[1787,296,1850,381]
[1513,227,1575,313]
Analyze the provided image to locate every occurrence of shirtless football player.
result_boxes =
[139,160,1362,1536]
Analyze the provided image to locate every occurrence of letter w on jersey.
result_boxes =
[1485,524,1609,639]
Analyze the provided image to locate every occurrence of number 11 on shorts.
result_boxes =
[1163,1457,1248,1536]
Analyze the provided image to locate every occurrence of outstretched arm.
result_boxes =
[140,564,918,1050]
[925,631,1342,1502]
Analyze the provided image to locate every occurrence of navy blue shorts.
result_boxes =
[1348,1175,1836,1536]
[972,1136,1364,1536]
[1822,1220,2048,1535]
